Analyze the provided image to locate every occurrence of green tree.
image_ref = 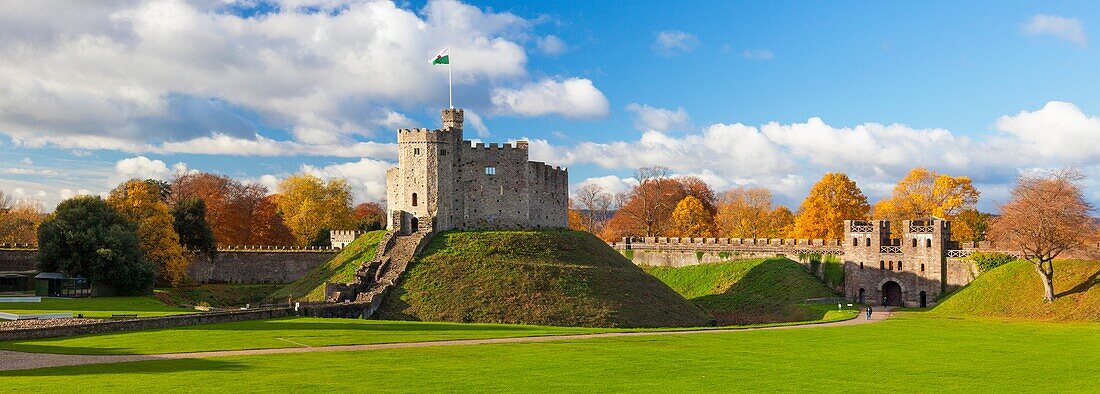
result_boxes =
[37,196,154,295]
[171,197,217,260]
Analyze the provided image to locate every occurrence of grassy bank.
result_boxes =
[378,230,711,328]
[642,258,840,325]
[934,259,1100,321]
[269,230,386,301]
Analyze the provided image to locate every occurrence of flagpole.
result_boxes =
[448,61,453,109]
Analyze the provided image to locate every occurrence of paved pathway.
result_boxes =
[0,308,891,372]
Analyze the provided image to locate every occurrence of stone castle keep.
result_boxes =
[613,217,1008,307]
[386,108,569,234]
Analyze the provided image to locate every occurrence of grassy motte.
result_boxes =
[643,258,840,325]
[377,230,711,328]
[155,284,285,308]
[0,297,192,319]
[934,259,1100,321]
[269,230,387,301]
[3,315,1098,391]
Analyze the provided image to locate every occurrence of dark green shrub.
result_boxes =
[969,252,1015,273]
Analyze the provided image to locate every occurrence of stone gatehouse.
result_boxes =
[612,217,997,307]
[385,108,569,234]
[841,218,986,308]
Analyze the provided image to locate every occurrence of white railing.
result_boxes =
[945,249,972,258]
[909,225,934,233]
[880,246,902,254]
[850,225,873,233]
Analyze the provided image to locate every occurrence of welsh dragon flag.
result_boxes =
[430,48,450,65]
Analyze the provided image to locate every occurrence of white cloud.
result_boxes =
[464,110,490,137]
[994,101,1100,161]
[625,103,691,132]
[1022,14,1087,47]
[536,35,568,56]
[0,0,611,154]
[540,101,1100,207]
[298,158,393,203]
[740,49,774,60]
[1,168,60,176]
[112,156,185,185]
[491,78,610,119]
[653,30,699,56]
[571,175,637,197]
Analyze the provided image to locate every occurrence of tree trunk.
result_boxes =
[1034,260,1055,301]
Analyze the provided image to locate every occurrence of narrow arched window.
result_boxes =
[860,262,864,270]
[412,193,418,207]
[921,263,925,272]
[853,237,858,246]
[865,238,871,246]
[898,261,903,271]
[912,238,917,247]
[926,238,932,248]
[888,261,893,270]
[880,261,885,269]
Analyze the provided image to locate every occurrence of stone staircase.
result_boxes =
[313,230,433,319]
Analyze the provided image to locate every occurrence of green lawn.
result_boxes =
[0,309,856,355]
[2,314,1097,392]
[0,296,193,319]
[0,318,611,355]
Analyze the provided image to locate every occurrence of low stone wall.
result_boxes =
[0,307,292,341]
[625,249,788,267]
[186,251,335,284]
[2,249,334,284]
[0,249,37,272]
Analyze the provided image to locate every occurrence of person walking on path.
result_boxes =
[866,306,873,320]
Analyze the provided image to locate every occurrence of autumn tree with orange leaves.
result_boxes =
[602,167,687,240]
[716,187,794,239]
[791,173,870,239]
[275,174,354,246]
[108,180,189,286]
[874,167,980,234]
[170,172,295,247]
[669,195,716,238]
[989,169,1094,301]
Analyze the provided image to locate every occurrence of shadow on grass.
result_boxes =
[162,320,550,333]
[0,358,246,377]
[1057,266,1100,298]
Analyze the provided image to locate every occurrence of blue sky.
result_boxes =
[1,0,1099,210]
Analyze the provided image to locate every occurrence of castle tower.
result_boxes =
[386,109,464,234]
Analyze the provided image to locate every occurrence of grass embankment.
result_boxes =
[934,259,1100,321]
[0,318,610,355]
[268,230,386,301]
[3,315,1098,391]
[155,284,285,308]
[0,297,192,319]
[378,230,711,328]
[643,258,842,325]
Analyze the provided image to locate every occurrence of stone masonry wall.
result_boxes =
[186,251,334,284]
[2,249,331,284]
[0,249,37,272]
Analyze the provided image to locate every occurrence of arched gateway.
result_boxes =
[882,281,903,306]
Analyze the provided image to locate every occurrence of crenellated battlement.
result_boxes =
[386,108,568,233]
[397,127,459,144]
